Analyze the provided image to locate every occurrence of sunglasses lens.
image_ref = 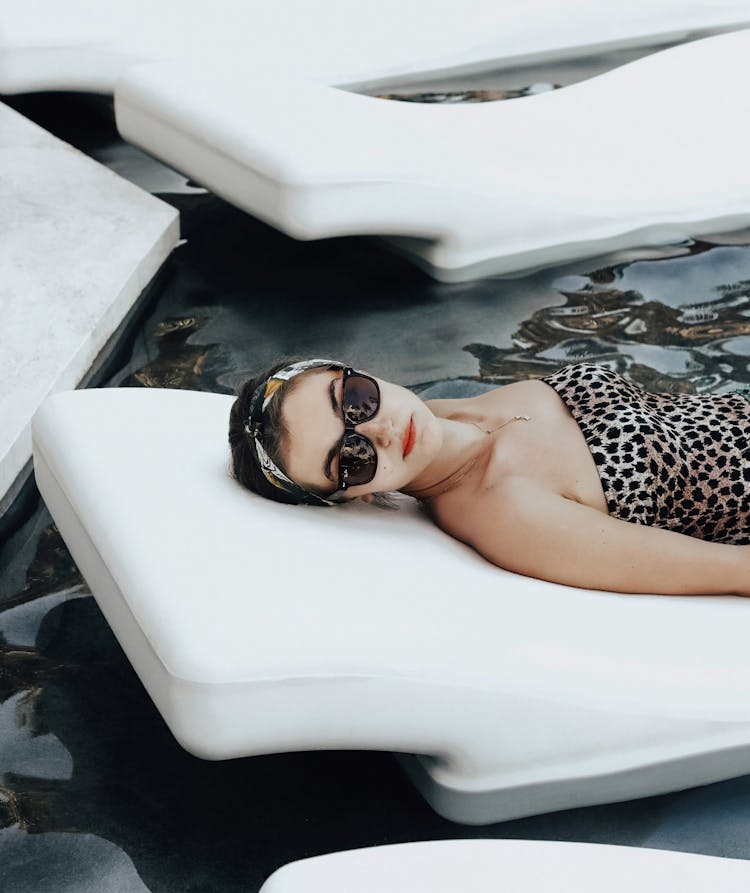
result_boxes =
[343,374,379,424]
[339,433,377,487]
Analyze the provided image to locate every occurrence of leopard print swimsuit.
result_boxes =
[541,363,750,544]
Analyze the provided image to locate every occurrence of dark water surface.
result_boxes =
[3,93,750,892]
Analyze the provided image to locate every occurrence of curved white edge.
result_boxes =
[5,1,750,94]
[399,745,750,824]
[114,30,750,281]
[258,840,750,893]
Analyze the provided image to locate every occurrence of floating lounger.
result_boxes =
[117,30,750,282]
[3,0,750,94]
[258,840,750,892]
[32,388,750,825]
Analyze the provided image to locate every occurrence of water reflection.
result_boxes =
[374,84,558,103]
[126,316,210,390]
[0,691,73,782]
[464,241,750,395]
[0,825,151,893]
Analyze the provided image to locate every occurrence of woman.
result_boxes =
[228,358,750,596]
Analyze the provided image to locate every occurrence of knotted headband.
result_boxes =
[245,358,343,506]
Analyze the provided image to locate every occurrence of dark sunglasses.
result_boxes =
[337,367,381,490]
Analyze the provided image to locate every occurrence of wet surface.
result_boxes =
[360,41,677,104]
[3,91,750,891]
[465,243,750,393]
[373,84,559,103]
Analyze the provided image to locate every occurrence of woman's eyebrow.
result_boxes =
[323,443,338,483]
[323,377,340,482]
[328,378,337,414]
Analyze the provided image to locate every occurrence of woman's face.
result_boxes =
[281,368,442,499]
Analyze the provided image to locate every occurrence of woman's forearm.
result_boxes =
[726,546,750,597]
[477,481,750,596]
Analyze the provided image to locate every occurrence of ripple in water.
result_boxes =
[464,240,750,394]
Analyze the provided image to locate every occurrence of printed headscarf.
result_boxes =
[245,358,343,506]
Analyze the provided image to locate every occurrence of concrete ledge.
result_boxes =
[0,102,179,506]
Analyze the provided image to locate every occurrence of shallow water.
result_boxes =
[3,91,750,891]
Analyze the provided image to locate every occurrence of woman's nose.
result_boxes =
[357,415,392,448]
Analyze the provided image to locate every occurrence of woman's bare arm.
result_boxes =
[466,478,749,596]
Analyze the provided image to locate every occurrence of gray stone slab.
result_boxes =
[0,102,179,505]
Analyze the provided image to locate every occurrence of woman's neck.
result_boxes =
[402,418,490,501]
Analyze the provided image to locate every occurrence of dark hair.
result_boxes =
[228,358,306,505]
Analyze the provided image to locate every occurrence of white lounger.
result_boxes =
[116,30,750,282]
[258,840,750,892]
[32,387,750,825]
[3,0,750,94]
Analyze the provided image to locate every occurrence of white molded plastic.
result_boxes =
[31,388,750,824]
[258,840,750,893]
[3,0,750,93]
[116,31,750,281]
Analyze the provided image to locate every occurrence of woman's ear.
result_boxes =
[359,493,375,504]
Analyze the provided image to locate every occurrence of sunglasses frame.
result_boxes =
[337,367,381,491]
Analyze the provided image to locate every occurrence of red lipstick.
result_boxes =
[402,417,416,458]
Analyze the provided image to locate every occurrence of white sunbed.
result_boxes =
[2,0,749,94]
[258,840,750,892]
[31,387,750,825]
[116,30,750,282]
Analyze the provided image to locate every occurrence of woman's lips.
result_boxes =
[402,417,416,458]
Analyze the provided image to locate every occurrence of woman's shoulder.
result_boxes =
[424,381,533,417]
[426,378,564,423]
[423,393,492,421]
[427,468,532,546]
